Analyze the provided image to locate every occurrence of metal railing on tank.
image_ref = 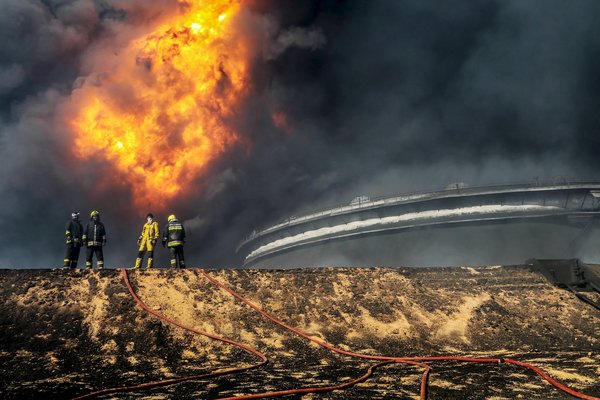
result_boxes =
[238,178,600,250]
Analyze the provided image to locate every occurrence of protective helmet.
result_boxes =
[71,212,80,218]
[168,214,176,222]
[90,210,100,218]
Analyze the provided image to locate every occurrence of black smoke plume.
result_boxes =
[1,0,600,267]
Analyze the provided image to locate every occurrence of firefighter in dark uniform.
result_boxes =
[83,210,107,269]
[162,214,186,268]
[63,212,83,268]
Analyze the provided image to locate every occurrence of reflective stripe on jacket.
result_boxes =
[83,221,107,247]
[65,220,83,245]
[162,219,186,248]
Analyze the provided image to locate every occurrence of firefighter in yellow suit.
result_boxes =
[134,213,160,269]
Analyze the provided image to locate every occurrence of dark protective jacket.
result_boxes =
[65,219,84,245]
[162,219,186,247]
[83,220,107,247]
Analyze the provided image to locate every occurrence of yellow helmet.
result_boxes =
[168,214,176,222]
[90,210,100,218]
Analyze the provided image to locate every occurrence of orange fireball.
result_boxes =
[70,0,249,208]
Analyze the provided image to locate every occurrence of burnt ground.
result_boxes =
[0,265,598,400]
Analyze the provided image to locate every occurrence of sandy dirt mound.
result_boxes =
[0,265,598,399]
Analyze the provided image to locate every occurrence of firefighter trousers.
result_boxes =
[64,244,82,268]
[136,249,155,268]
[169,246,185,268]
[86,246,104,269]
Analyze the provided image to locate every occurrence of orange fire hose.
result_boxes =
[70,269,268,400]
[220,361,429,400]
[71,269,425,399]
[198,269,600,400]
[217,360,395,400]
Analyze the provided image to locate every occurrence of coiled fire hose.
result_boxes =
[70,269,268,400]
[72,268,599,400]
[71,269,426,399]
[198,269,600,400]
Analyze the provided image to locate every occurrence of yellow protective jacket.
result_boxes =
[138,221,160,251]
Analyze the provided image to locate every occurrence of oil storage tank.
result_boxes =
[238,182,600,268]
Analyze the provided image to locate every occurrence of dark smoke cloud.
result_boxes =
[2,0,600,268]
[0,0,178,267]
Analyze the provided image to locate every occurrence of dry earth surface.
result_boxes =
[0,265,599,399]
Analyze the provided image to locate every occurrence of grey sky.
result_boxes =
[1,0,599,267]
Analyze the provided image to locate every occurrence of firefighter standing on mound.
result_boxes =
[63,212,83,268]
[83,210,107,269]
[135,213,159,269]
[162,214,186,268]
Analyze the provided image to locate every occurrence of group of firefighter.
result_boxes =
[63,211,186,269]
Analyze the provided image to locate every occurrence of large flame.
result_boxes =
[70,0,249,208]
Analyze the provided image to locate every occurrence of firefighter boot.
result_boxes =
[147,258,154,269]
[134,258,142,269]
[98,261,104,270]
